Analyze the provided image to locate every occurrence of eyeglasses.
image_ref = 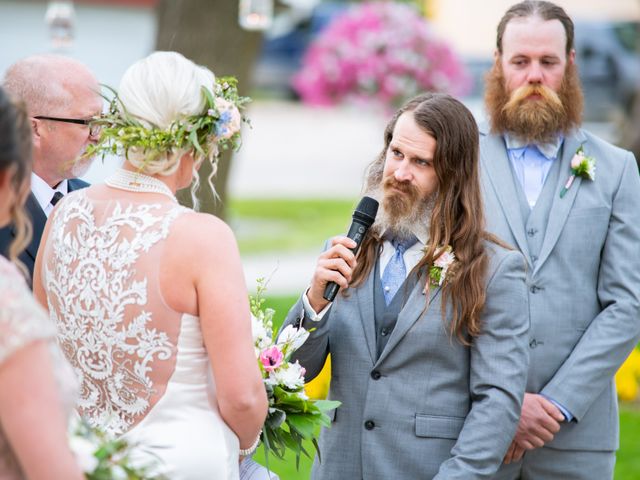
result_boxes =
[33,115,101,137]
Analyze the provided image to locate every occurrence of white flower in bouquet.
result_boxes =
[69,434,99,473]
[277,324,310,353]
[271,360,306,390]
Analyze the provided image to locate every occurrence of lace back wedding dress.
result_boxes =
[41,187,240,479]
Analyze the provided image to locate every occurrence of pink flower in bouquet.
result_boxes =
[260,346,284,372]
[293,2,469,110]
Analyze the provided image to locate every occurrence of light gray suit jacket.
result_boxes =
[282,242,529,479]
[480,125,640,452]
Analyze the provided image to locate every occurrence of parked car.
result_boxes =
[251,2,347,97]
[574,20,639,121]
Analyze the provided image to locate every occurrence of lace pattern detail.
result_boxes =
[45,191,186,434]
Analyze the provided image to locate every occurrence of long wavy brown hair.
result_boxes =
[0,87,33,278]
[350,93,492,344]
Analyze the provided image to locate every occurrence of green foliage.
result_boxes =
[229,198,355,254]
[86,78,249,165]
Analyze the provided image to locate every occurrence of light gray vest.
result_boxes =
[509,148,563,268]
[373,259,419,358]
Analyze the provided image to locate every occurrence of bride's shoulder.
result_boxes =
[169,211,238,251]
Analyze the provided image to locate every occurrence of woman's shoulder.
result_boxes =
[169,211,238,254]
[0,257,55,365]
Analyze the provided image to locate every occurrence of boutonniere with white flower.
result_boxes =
[427,245,456,288]
[560,146,595,198]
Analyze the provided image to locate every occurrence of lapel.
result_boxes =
[534,130,587,274]
[375,275,442,366]
[355,267,378,364]
[480,130,532,265]
[25,193,47,262]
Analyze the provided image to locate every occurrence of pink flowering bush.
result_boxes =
[293,2,470,110]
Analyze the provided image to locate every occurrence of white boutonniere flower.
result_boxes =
[560,146,596,198]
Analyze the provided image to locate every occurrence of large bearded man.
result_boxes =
[480,2,640,479]
[281,92,531,479]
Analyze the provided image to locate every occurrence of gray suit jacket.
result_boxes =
[282,242,529,479]
[480,125,640,451]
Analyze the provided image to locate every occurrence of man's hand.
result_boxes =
[503,393,565,464]
[307,236,357,313]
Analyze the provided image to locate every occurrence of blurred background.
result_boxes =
[1,1,639,478]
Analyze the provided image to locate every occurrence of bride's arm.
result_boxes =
[0,341,84,480]
[176,214,268,450]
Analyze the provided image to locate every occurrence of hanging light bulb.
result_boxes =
[45,1,76,50]
[239,0,274,31]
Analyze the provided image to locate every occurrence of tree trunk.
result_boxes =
[155,0,263,219]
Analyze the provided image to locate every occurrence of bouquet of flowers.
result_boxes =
[250,279,340,468]
[293,2,470,111]
[69,416,164,480]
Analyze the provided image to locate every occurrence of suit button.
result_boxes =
[531,255,538,263]
[364,420,375,430]
[529,339,538,348]
[371,370,381,380]
[380,328,390,336]
[527,228,537,237]
[530,285,539,293]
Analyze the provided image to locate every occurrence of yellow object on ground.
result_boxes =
[616,348,640,402]
[305,355,331,400]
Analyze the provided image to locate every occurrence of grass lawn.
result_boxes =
[228,198,354,255]
[616,403,640,479]
[255,296,640,479]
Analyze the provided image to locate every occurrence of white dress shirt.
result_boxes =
[31,173,68,217]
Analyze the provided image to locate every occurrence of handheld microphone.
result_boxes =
[323,196,379,302]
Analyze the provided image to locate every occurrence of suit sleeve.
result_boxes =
[541,151,640,420]
[280,295,332,382]
[435,249,530,479]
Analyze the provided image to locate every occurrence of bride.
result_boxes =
[33,51,267,479]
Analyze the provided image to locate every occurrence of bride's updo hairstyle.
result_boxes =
[105,51,245,209]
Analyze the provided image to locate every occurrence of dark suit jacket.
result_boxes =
[0,178,89,285]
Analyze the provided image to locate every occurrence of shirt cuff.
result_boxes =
[541,394,574,422]
[302,288,332,323]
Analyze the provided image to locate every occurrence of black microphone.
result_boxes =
[323,196,379,302]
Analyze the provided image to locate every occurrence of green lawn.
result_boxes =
[229,198,354,255]
[256,296,640,480]
[617,404,640,479]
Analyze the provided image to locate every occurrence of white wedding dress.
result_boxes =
[41,188,240,479]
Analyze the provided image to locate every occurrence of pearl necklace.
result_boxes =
[105,168,176,201]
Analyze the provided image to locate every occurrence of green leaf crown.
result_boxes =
[86,77,250,165]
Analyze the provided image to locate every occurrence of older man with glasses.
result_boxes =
[0,54,102,284]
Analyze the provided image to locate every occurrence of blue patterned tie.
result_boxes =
[381,235,418,305]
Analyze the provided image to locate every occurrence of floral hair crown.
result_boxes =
[86,77,250,164]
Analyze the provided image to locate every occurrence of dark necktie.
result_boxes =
[50,191,64,206]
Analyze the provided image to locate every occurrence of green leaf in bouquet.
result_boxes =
[286,413,317,439]
[312,399,342,412]
[266,407,286,429]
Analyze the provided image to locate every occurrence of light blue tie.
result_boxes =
[381,235,418,305]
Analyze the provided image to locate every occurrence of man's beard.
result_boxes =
[367,175,434,240]
[485,61,583,144]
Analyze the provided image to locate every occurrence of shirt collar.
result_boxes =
[504,133,564,160]
[31,173,68,210]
